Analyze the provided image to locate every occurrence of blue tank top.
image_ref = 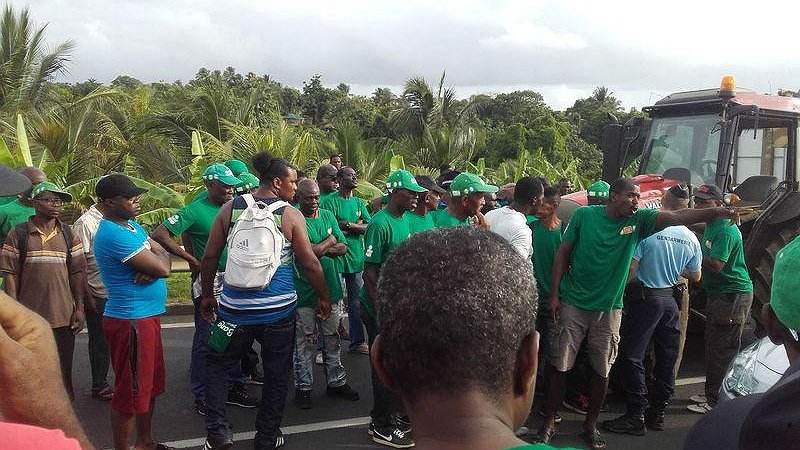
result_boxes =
[219,196,296,325]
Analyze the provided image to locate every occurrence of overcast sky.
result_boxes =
[19,0,800,111]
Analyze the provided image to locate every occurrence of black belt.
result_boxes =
[643,287,675,296]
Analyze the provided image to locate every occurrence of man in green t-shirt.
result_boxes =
[433,172,497,228]
[292,179,359,410]
[0,167,46,240]
[361,169,426,449]
[687,184,754,414]
[372,227,575,450]
[404,175,445,234]
[151,164,258,412]
[537,178,742,449]
[320,166,372,354]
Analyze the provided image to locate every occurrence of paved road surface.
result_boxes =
[73,315,716,450]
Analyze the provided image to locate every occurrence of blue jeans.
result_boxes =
[205,315,296,449]
[343,272,366,348]
[190,296,245,401]
[293,304,347,390]
[618,289,680,414]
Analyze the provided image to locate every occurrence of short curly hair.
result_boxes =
[376,227,538,403]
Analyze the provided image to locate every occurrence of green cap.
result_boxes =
[771,236,800,331]
[587,180,610,198]
[450,172,498,197]
[385,170,427,193]
[203,163,242,186]
[224,159,249,176]
[235,172,260,194]
[30,181,72,202]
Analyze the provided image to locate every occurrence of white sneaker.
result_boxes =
[689,394,707,404]
[686,402,713,414]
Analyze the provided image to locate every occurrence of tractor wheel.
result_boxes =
[748,218,800,317]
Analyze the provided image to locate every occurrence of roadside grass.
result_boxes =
[166,271,193,304]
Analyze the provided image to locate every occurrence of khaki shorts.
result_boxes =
[551,302,622,378]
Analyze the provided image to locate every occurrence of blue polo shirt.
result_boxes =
[633,225,702,289]
[94,219,167,319]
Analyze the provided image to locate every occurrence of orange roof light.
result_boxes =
[719,75,736,99]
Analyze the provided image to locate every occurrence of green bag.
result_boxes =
[209,319,238,353]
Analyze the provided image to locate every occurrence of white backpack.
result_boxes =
[225,194,289,291]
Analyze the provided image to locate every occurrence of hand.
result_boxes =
[317,299,332,321]
[83,295,98,315]
[200,295,218,323]
[549,295,562,322]
[70,308,86,334]
[720,207,746,226]
[134,271,156,284]
[188,257,201,274]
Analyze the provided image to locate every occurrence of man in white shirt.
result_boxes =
[485,177,543,263]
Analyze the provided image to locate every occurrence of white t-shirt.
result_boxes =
[485,206,533,262]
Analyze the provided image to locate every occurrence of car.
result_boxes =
[719,336,790,402]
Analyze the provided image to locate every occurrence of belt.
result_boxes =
[643,287,675,296]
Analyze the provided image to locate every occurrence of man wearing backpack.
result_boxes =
[151,163,259,415]
[0,182,87,400]
[199,152,332,450]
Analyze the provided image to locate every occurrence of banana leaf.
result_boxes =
[191,130,205,156]
[16,114,32,167]
[354,180,383,201]
[0,137,15,167]
[389,154,405,172]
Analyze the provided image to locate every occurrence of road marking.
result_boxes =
[78,322,196,334]
[676,376,705,386]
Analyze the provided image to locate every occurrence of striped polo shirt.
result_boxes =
[219,196,297,325]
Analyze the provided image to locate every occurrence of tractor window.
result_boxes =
[733,126,788,185]
[641,114,721,185]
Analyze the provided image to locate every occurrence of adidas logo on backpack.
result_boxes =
[225,194,289,291]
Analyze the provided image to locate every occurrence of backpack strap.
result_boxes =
[266,200,290,214]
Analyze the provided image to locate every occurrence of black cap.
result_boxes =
[415,175,446,195]
[95,174,148,200]
[694,184,724,202]
[0,165,32,196]
[667,184,689,199]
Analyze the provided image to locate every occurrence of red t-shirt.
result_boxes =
[0,422,82,449]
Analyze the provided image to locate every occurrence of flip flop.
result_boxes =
[534,424,557,444]
[579,428,607,450]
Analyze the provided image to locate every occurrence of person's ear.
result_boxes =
[370,334,400,393]
[513,331,539,397]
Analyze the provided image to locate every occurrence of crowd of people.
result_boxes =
[0,152,796,450]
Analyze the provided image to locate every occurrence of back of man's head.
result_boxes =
[513,176,543,204]
[376,227,538,403]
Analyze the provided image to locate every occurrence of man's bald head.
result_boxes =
[297,178,319,196]
[16,167,46,185]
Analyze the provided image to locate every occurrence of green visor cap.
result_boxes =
[771,235,800,332]
[224,159,249,176]
[203,163,242,186]
[450,172,498,197]
[30,181,72,202]
[587,180,610,198]
[235,172,260,194]
[385,170,427,193]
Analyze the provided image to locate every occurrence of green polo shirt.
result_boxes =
[294,209,346,307]
[320,192,371,273]
[560,205,658,311]
[701,219,753,293]
[433,208,471,228]
[163,197,227,271]
[0,199,34,240]
[530,219,563,302]
[404,210,436,234]
[359,209,411,317]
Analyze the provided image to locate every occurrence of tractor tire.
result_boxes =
[747,218,800,317]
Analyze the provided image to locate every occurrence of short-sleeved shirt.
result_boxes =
[634,225,702,289]
[163,197,227,271]
[433,208,471,228]
[404,210,436,234]
[294,209,346,308]
[486,206,532,260]
[94,219,167,320]
[0,199,34,239]
[530,219,563,301]
[73,205,108,299]
[320,192,371,273]
[505,445,576,450]
[560,205,659,311]
[359,209,411,317]
[0,219,86,328]
[701,219,753,293]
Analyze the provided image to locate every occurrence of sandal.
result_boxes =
[579,428,607,450]
[534,423,557,444]
[91,386,114,401]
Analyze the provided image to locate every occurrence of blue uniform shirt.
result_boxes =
[633,225,702,288]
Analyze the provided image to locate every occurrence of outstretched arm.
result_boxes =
[655,207,738,231]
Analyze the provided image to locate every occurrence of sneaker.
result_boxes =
[326,383,359,401]
[689,394,707,404]
[275,430,285,448]
[245,371,264,386]
[315,353,323,365]
[350,343,370,355]
[562,395,589,415]
[371,425,414,448]
[644,407,666,431]
[536,410,562,423]
[514,426,530,437]
[201,436,233,450]
[195,398,209,416]
[602,413,646,436]
[91,385,114,401]
[226,386,258,408]
[295,389,312,409]
[394,414,412,434]
[686,402,713,414]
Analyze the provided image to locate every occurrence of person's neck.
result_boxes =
[386,201,405,219]
[605,204,624,219]
[447,204,469,221]
[541,214,561,230]
[302,208,319,218]
[253,186,278,199]
[509,201,530,216]
[337,186,353,198]
[408,392,523,450]
[411,204,429,217]
[29,215,56,231]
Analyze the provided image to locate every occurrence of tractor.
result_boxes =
[559,76,800,319]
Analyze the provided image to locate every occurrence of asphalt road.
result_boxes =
[73,315,715,450]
